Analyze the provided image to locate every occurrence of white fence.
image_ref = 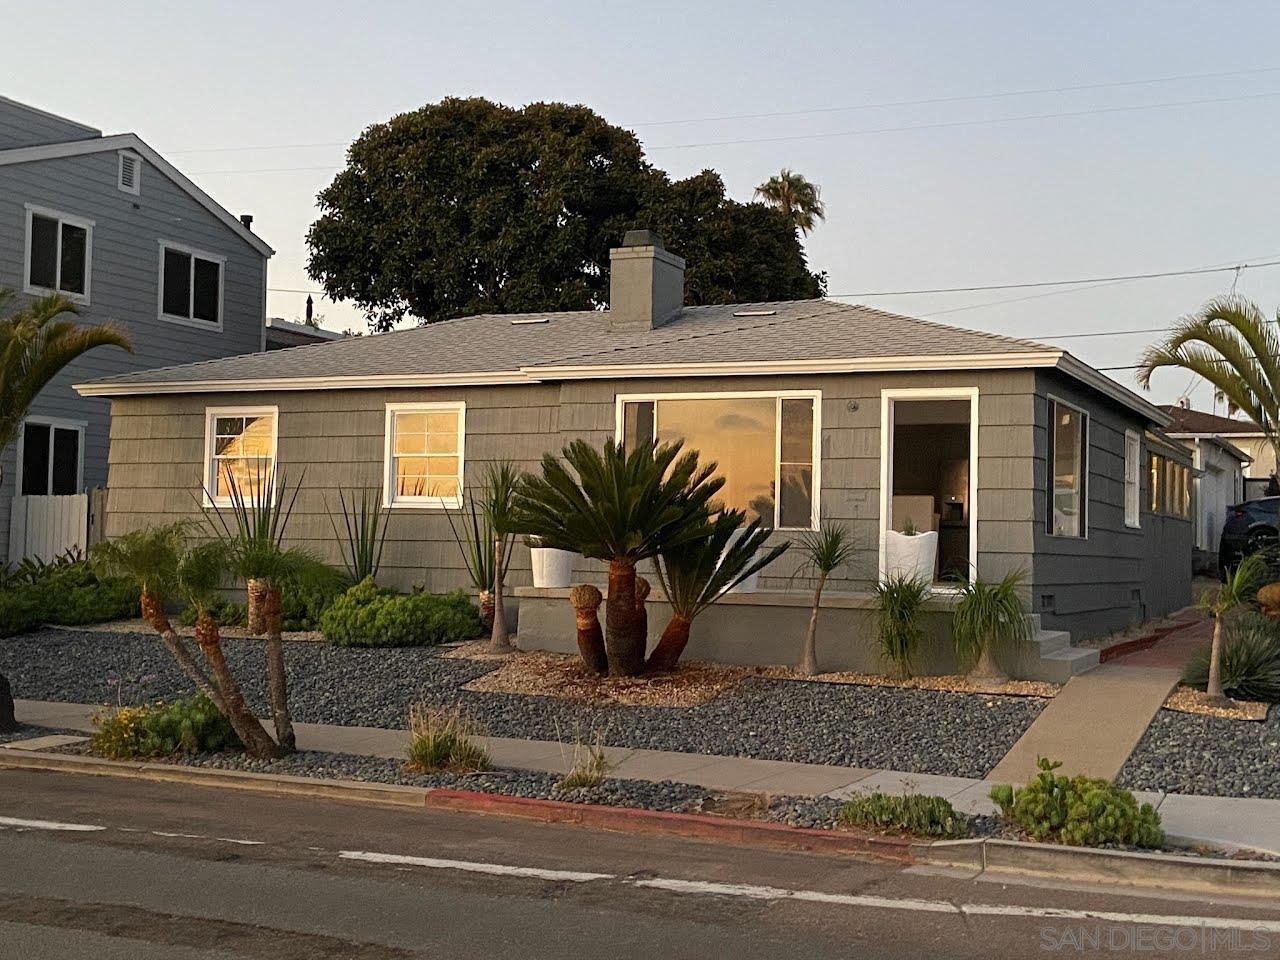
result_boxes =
[7,494,89,563]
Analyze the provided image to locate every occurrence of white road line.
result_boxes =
[340,851,1280,932]
[214,837,265,846]
[338,850,612,883]
[0,815,105,833]
[152,831,206,840]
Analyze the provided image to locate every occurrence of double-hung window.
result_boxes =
[1048,398,1088,537]
[618,391,820,530]
[384,403,465,508]
[25,205,92,303]
[19,419,83,496]
[203,407,277,506]
[1123,430,1141,529]
[1148,453,1191,519]
[160,242,224,329]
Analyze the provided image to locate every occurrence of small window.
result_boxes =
[25,205,93,302]
[19,421,82,496]
[204,408,277,505]
[1124,430,1141,529]
[1148,453,1191,519]
[160,242,223,328]
[117,151,141,195]
[384,404,465,507]
[1048,398,1088,537]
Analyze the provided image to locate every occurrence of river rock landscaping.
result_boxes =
[1,628,1045,778]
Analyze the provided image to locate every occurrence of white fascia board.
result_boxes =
[74,370,530,397]
[0,133,274,258]
[1054,353,1171,427]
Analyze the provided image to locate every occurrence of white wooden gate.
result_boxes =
[7,494,89,563]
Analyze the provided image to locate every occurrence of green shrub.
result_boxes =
[0,554,138,636]
[838,792,968,838]
[91,694,241,760]
[989,757,1164,849]
[0,588,44,637]
[405,703,489,773]
[1182,612,1280,702]
[281,569,351,631]
[321,577,482,647]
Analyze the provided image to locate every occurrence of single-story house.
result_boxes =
[75,231,1192,679]
[1160,403,1252,572]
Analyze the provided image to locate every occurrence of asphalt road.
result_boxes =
[0,768,1278,958]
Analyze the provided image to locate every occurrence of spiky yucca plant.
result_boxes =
[478,461,521,654]
[514,440,722,676]
[325,486,390,583]
[649,513,787,672]
[444,488,512,631]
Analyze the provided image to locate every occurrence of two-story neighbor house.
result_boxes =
[0,95,273,562]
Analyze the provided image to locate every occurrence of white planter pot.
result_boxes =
[530,547,575,589]
[884,530,938,585]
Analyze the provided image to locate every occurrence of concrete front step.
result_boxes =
[1011,630,1100,684]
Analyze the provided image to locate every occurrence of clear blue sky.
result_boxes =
[6,0,1280,408]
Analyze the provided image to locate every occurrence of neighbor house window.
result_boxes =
[19,420,83,496]
[160,242,223,328]
[1048,398,1088,537]
[618,392,819,530]
[204,407,277,505]
[1124,430,1141,529]
[1149,453,1191,519]
[25,205,92,303]
[384,403,465,507]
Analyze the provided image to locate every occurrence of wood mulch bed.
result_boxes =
[1163,685,1270,721]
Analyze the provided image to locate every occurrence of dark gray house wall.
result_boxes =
[1031,370,1192,638]
[0,103,269,562]
[0,98,99,149]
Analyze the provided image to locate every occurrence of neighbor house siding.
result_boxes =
[0,99,97,150]
[1031,370,1192,638]
[0,147,266,560]
[102,368,1040,598]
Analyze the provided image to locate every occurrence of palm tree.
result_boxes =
[792,520,857,675]
[648,513,787,672]
[1199,551,1266,701]
[514,440,722,676]
[0,289,131,733]
[754,169,826,235]
[951,571,1031,684]
[1138,296,1280,462]
[479,461,520,654]
[90,525,284,758]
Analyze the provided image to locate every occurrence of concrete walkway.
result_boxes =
[987,617,1212,784]
[8,696,1280,855]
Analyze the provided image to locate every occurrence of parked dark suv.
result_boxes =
[1219,497,1280,575]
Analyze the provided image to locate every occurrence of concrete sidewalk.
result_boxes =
[8,697,1279,856]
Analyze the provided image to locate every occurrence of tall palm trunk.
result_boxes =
[646,614,692,673]
[488,535,514,653]
[1206,614,1226,700]
[569,584,606,674]
[604,558,644,676]
[262,584,295,752]
[477,590,495,631]
[194,612,283,759]
[245,578,269,635]
[141,588,244,725]
[796,571,828,676]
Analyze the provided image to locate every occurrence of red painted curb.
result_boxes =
[1098,614,1202,663]
[422,788,914,862]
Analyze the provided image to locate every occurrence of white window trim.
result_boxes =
[878,387,980,588]
[1046,394,1090,539]
[117,150,141,195]
[15,416,87,497]
[1124,429,1141,529]
[202,405,279,508]
[613,389,822,531]
[383,401,466,509]
[158,240,226,332]
[23,203,94,305]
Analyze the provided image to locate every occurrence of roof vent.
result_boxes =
[510,317,548,325]
[117,151,141,195]
[733,310,776,317]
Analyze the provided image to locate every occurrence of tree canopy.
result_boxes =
[307,98,825,331]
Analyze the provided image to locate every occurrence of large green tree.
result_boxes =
[307,98,824,331]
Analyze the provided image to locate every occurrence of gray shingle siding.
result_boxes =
[1,138,268,561]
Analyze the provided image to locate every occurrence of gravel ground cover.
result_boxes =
[1117,706,1280,800]
[2,629,1045,778]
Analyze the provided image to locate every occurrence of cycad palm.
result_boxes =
[514,440,723,675]
[754,169,826,235]
[1138,296,1280,461]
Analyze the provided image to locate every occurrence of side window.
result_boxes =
[20,421,82,496]
[160,243,224,328]
[204,408,277,506]
[1047,399,1088,538]
[1124,430,1141,529]
[25,206,93,303]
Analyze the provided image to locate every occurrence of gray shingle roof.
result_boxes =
[80,299,1058,389]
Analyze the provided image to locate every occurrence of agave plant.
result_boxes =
[444,488,513,631]
[325,486,390,583]
[648,513,787,672]
[951,571,1031,684]
[514,440,722,676]
[792,520,857,676]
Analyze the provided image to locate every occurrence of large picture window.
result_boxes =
[618,392,819,530]
[204,407,277,505]
[25,205,92,303]
[1048,398,1088,538]
[384,403,465,508]
[160,242,223,328]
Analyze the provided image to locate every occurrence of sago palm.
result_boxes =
[648,512,787,672]
[1138,296,1280,461]
[1199,551,1267,701]
[754,169,826,235]
[792,520,857,675]
[514,439,722,676]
